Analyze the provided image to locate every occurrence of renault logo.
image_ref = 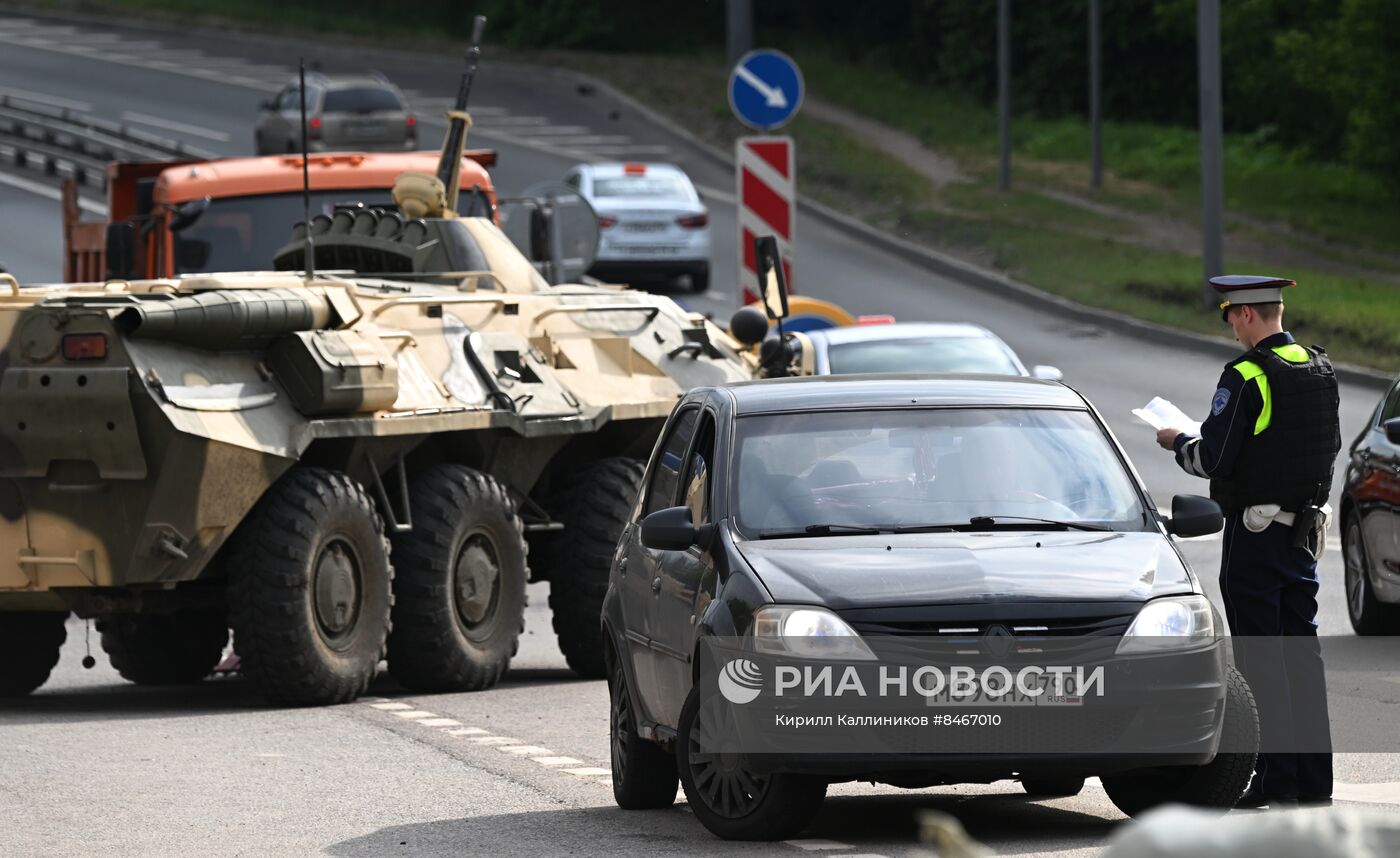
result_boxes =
[982,624,1014,657]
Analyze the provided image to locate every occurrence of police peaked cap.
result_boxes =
[1210,274,1294,322]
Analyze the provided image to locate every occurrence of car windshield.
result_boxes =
[592,175,691,199]
[170,190,488,274]
[322,87,403,113]
[827,336,1021,375]
[731,408,1147,537]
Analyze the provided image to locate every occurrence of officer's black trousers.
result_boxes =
[1220,512,1333,799]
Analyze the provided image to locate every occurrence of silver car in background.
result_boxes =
[255,73,416,155]
[564,162,711,292]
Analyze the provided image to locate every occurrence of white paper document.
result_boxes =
[1132,397,1202,437]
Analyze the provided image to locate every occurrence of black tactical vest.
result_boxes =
[1209,343,1340,512]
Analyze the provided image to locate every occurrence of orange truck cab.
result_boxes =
[63,150,497,282]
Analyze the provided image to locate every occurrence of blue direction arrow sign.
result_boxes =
[728,49,803,131]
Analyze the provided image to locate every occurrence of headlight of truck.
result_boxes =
[752,606,877,660]
[1116,594,1216,654]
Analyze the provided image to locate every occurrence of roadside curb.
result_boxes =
[9,4,1392,388]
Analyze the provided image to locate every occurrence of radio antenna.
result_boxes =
[298,57,315,280]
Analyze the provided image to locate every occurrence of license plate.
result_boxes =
[620,245,681,257]
[624,222,667,233]
[345,124,384,139]
[924,673,1086,707]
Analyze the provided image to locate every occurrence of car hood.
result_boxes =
[734,530,1192,610]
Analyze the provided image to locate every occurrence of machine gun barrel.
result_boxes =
[435,15,487,213]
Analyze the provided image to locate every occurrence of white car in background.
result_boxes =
[563,162,711,292]
[806,321,1063,380]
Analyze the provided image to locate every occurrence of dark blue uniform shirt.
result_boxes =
[1171,332,1295,479]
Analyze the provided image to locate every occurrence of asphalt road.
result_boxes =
[0,11,1397,858]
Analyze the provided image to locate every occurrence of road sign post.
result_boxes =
[729,50,803,305]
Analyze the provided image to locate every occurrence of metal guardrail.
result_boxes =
[0,94,219,190]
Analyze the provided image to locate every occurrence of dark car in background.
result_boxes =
[1342,376,1400,634]
[255,73,416,155]
[601,375,1254,840]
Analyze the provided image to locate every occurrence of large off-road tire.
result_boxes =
[539,457,644,679]
[677,686,827,840]
[1344,516,1400,635]
[0,611,68,697]
[1102,666,1258,817]
[98,609,228,685]
[387,465,527,692]
[227,467,393,707]
[610,656,678,809]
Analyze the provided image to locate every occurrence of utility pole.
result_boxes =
[998,0,1011,191]
[1088,0,1102,189]
[726,0,753,69]
[1197,0,1225,307]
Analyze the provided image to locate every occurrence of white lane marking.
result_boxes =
[467,736,520,745]
[120,111,232,142]
[0,32,281,93]
[562,767,612,777]
[369,701,413,710]
[416,718,463,728]
[392,710,440,719]
[575,144,672,156]
[482,115,549,127]
[519,135,635,146]
[0,171,105,215]
[532,756,583,766]
[502,125,593,136]
[0,86,93,112]
[499,745,553,755]
[784,840,855,851]
[1335,781,1400,805]
[445,727,490,736]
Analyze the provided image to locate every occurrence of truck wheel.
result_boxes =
[677,685,826,840]
[0,611,68,697]
[610,656,678,809]
[1345,517,1399,635]
[98,609,228,685]
[541,457,644,679]
[1020,777,1085,798]
[227,467,393,706]
[1102,666,1258,817]
[387,465,527,692]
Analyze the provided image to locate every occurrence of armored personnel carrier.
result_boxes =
[0,22,766,705]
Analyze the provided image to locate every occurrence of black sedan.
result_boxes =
[1342,375,1400,634]
[601,375,1257,839]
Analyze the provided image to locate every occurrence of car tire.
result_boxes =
[98,609,228,685]
[227,467,393,706]
[610,657,678,809]
[387,465,527,693]
[1344,516,1399,635]
[689,265,710,293]
[1020,777,1085,798]
[676,685,827,840]
[539,457,645,679]
[1102,666,1258,817]
[0,611,68,697]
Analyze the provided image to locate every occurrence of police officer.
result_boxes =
[1154,275,1340,809]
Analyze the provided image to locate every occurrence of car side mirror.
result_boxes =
[1385,417,1400,446]
[753,235,789,321]
[641,506,696,551]
[1031,365,1063,381]
[1167,494,1223,538]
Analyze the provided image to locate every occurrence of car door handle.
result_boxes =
[651,576,662,593]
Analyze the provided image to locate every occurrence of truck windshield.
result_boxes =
[731,408,1147,537]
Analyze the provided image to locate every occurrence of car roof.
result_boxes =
[299,73,398,90]
[578,162,689,180]
[719,374,1084,415]
[808,322,1001,345]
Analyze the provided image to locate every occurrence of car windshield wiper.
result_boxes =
[963,515,1111,532]
[888,524,957,533]
[758,523,884,540]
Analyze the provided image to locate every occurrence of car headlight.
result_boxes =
[1116,594,1216,654]
[751,606,877,660]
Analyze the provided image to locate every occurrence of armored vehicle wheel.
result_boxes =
[227,467,393,706]
[0,611,68,697]
[387,465,527,692]
[1102,667,1257,817]
[541,457,645,679]
[98,609,228,685]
